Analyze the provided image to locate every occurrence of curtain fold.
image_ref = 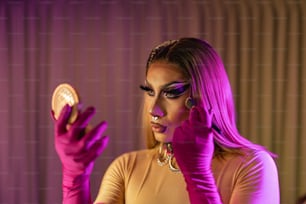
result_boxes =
[0,1,305,203]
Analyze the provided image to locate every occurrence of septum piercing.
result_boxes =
[149,110,159,121]
[152,116,159,121]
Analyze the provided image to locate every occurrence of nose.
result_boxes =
[149,97,165,118]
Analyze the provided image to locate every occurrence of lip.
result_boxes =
[150,122,167,133]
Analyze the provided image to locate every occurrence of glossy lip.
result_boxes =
[150,122,167,133]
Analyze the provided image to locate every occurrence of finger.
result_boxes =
[97,136,109,154]
[84,121,108,149]
[76,136,109,165]
[196,100,212,127]
[75,106,96,128]
[197,107,213,127]
[56,104,72,135]
[189,106,201,123]
[70,107,96,136]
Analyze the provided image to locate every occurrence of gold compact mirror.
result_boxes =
[51,83,80,124]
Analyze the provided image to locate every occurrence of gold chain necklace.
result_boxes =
[157,143,180,173]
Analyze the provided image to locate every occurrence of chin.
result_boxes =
[154,132,173,143]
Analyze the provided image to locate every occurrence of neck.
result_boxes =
[157,142,180,172]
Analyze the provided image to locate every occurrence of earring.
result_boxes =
[185,97,195,109]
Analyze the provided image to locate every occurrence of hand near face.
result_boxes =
[172,107,222,204]
[172,106,214,172]
[52,105,109,176]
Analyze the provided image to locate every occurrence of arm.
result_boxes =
[173,106,280,204]
[172,106,222,204]
[52,105,109,204]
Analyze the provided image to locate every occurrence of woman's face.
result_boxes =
[143,62,190,143]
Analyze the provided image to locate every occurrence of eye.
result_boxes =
[139,85,155,96]
[163,84,190,99]
[164,92,176,98]
[163,89,184,99]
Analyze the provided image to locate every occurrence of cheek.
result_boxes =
[167,104,189,125]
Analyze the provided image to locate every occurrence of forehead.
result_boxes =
[146,62,186,85]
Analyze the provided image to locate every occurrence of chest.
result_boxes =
[125,160,190,204]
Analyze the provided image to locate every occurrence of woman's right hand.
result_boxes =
[52,104,109,177]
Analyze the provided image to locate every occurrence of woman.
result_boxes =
[53,38,280,204]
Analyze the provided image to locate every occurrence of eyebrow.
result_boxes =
[145,80,189,90]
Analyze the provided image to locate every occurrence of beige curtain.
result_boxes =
[0,1,305,203]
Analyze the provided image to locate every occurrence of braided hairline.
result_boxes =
[146,40,179,68]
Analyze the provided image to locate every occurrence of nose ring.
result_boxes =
[152,116,159,121]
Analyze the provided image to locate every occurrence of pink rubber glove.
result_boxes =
[172,106,222,204]
[52,104,109,204]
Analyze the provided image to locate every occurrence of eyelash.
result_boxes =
[139,85,155,96]
[139,84,190,99]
